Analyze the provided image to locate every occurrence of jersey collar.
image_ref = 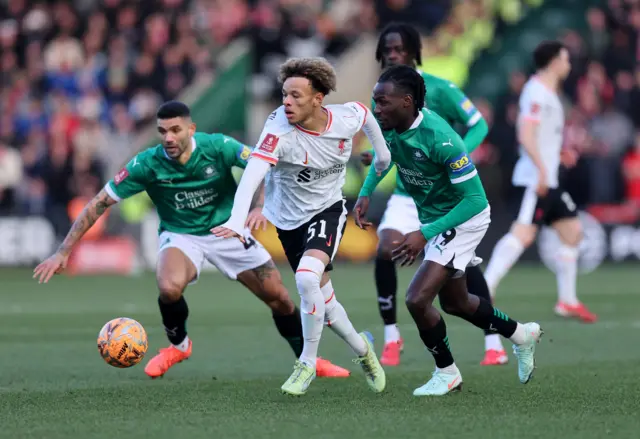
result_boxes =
[409,111,424,130]
[162,137,197,160]
[295,108,333,136]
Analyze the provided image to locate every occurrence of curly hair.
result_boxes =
[278,57,337,95]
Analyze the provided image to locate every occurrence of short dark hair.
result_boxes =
[378,65,425,117]
[278,57,337,95]
[533,41,565,70]
[156,101,191,119]
[375,22,423,67]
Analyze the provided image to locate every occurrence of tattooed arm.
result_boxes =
[34,189,117,283]
[57,189,117,256]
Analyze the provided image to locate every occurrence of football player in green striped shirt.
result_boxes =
[361,22,507,367]
[354,66,542,396]
[33,101,348,379]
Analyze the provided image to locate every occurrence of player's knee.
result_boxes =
[376,241,395,260]
[377,232,401,260]
[295,256,325,297]
[157,277,185,303]
[511,223,537,248]
[566,224,583,246]
[295,270,321,296]
[405,289,428,315]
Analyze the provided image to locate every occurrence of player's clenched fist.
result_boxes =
[33,252,69,284]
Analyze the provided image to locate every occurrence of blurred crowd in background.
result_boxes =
[0,0,639,238]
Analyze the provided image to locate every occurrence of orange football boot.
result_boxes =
[480,349,509,366]
[555,302,598,323]
[380,339,404,366]
[144,340,192,378]
[316,357,350,377]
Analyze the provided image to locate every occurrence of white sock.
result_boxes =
[508,323,527,345]
[173,336,190,352]
[384,324,401,343]
[436,363,459,375]
[484,233,525,294]
[484,334,504,352]
[296,256,327,367]
[321,280,367,356]
[556,244,579,306]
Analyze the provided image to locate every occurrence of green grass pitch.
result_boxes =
[1,264,639,439]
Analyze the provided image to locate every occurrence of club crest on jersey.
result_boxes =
[413,150,426,161]
[447,152,473,174]
[531,103,541,114]
[459,98,476,115]
[114,167,129,185]
[259,133,278,153]
[338,139,346,155]
[201,165,217,179]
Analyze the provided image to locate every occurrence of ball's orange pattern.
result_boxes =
[97,317,148,368]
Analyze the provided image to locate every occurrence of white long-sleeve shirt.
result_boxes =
[223,102,390,233]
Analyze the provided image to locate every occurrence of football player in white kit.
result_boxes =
[483,41,597,323]
[213,57,391,396]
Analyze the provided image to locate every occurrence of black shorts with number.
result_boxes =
[513,186,577,226]
[276,199,348,272]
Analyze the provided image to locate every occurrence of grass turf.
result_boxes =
[1,264,639,439]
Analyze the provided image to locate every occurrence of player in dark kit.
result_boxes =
[355,66,542,396]
[360,22,507,366]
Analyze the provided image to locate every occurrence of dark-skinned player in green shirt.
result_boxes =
[354,65,542,396]
[360,23,507,367]
[33,101,348,380]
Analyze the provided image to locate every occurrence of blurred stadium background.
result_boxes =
[1,1,640,438]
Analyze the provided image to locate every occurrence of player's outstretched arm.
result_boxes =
[212,158,271,240]
[440,85,488,153]
[359,158,392,198]
[346,102,391,173]
[462,117,488,153]
[33,189,117,283]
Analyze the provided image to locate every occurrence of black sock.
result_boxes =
[158,296,189,345]
[466,265,494,336]
[418,317,455,368]
[375,257,397,325]
[463,297,517,338]
[273,308,304,357]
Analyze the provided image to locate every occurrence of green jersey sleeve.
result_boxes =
[359,158,392,197]
[218,134,252,170]
[419,133,488,240]
[436,134,478,184]
[105,155,150,201]
[439,83,482,128]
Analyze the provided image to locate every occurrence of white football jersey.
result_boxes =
[512,77,565,189]
[251,102,369,230]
